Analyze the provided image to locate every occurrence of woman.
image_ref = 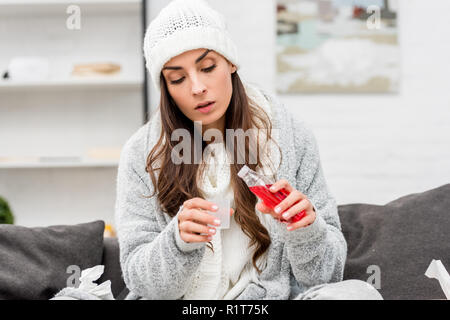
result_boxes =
[115,0,382,300]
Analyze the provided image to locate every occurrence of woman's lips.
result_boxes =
[196,102,215,114]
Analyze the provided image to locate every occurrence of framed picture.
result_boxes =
[276,0,399,93]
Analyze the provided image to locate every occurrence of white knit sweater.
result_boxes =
[180,82,277,299]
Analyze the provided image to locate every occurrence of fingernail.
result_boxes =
[207,236,213,241]
[270,186,275,191]
[287,225,292,231]
[282,212,289,219]
[275,207,281,214]
[214,219,221,226]
[209,228,216,234]
[211,205,218,210]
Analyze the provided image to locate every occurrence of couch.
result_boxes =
[1,183,449,300]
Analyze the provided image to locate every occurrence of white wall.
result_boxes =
[148,0,450,205]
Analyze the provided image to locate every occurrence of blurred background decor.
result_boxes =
[276,0,399,93]
[0,195,14,225]
[0,0,148,227]
[71,62,122,76]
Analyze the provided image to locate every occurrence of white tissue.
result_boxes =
[425,259,450,299]
[77,265,114,300]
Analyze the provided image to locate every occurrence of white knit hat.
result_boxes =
[143,0,240,94]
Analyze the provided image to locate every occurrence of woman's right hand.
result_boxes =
[178,197,232,243]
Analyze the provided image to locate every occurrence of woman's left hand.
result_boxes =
[255,179,316,231]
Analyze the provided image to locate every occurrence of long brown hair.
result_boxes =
[145,70,281,273]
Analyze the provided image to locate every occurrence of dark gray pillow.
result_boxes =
[98,237,128,299]
[339,183,450,300]
[0,220,105,300]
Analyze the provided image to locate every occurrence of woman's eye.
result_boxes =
[202,64,216,72]
[171,77,184,84]
[170,65,216,85]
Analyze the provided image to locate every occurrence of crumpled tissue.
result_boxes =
[77,265,114,300]
[52,265,114,300]
[425,259,450,299]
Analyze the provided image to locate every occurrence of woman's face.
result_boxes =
[162,48,237,133]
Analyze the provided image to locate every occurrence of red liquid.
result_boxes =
[249,184,306,223]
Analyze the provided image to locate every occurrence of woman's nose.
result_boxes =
[191,75,207,95]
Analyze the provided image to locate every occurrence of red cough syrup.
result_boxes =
[249,184,306,223]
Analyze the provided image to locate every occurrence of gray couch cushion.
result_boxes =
[339,183,450,300]
[0,220,105,300]
[98,237,128,299]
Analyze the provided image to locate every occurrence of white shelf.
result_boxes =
[0,0,140,3]
[0,157,119,169]
[0,77,143,91]
[0,0,141,15]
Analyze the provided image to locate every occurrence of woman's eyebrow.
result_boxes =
[162,49,211,71]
